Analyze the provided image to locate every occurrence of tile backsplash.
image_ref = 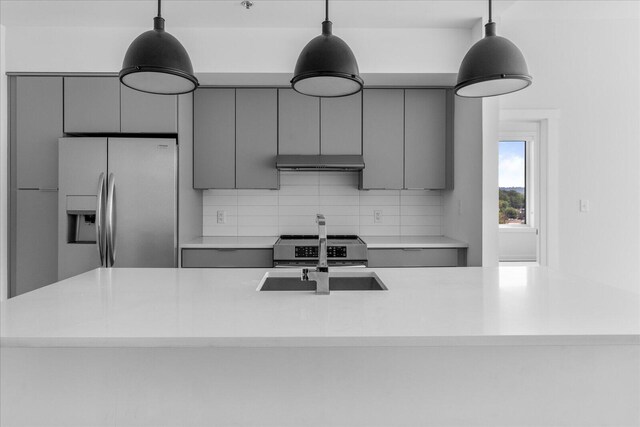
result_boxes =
[203,172,443,237]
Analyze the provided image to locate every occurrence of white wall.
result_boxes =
[481,97,500,267]
[3,26,470,74]
[500,1,640,292]
[1,24,8,302]
[499,229,537,262]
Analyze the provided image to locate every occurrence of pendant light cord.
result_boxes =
[488,0,492,23]
[325,0,329,21]
[157,0,162,18]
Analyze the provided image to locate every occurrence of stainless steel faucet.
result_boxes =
[301,214,330,295]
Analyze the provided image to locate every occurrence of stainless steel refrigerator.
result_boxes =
[58,137,177,280]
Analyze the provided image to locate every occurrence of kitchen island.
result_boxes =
[2,267,639,426]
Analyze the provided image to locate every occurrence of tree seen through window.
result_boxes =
[499,140,526,224]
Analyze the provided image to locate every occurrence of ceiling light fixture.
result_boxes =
[455,0,531,97]
[119,0,198,95]
[291,0,363,97]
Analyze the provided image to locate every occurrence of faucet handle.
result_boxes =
[316,214,325,225]
[301,268,309,281]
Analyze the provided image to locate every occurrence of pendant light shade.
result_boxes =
[291,1,363,97]
[455,1,531,97]
[120,1,198,95]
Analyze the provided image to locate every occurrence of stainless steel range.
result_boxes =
[273,235,368,267]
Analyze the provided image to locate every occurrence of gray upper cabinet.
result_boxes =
[194,88,236,189]
[236,89,278,189]
[64,77,120,133]
[278,89,320,155]
[404,89,447,189]
[362,89,404,189]
[320,92,362,155]
[120,85,178,133]
[15,76,63,189]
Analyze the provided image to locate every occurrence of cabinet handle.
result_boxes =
[402,248,423,251]
[38,187,58,192]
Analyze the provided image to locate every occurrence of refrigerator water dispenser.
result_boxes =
[66,195,97,244]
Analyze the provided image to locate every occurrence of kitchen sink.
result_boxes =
[258,271,387,291]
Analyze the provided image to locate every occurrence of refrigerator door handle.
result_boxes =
[106,173,116,267]
[96,173,106,267]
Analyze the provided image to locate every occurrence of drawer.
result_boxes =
[367,248,465,267]
[181,248,273,268]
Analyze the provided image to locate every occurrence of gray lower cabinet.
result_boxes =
[64,76,120,133]
[278,89,320,155]
[235,89,278,189]
[182,249,273,268]
[367,248,467,267]
[120,85,178,133]
[194,88,236,189]
[320,92,362,155]
[15,76,63,190]
[361,89,404,189]
[404,89,447,189]
[13,190,58,296]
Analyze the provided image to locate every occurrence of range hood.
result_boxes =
[276,155,365,171]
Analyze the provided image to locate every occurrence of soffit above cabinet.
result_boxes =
[194,73,457,88]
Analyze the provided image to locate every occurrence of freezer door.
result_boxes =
[107,138,177,268]
[58,138,108,281]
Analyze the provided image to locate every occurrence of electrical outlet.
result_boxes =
[217,210,226,224]
[374,210,383,224]
[580,199,590,213]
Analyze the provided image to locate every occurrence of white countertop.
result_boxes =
[361,235,468,248]
[181,236,278,249]
[2,267,638,348]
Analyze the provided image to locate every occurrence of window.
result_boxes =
[499,140,526,225]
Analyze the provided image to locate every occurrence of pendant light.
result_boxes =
[291,0,363,97]
[455,0,531,98]
[120,0,198,95]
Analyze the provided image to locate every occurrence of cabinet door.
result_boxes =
[362,89,404,189]
[404,89,447,189]
[367,248,461,267]
[278,89,320,155]
[193,88,236,189]
[182,249,273,268]
[15,76,63,189]
[120,85,178,133]
[64,77,120,133]
[14,190,58,296]
[320,92,362,155]
[236,89,278,189]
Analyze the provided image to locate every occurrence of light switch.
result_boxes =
[580,199,590,213]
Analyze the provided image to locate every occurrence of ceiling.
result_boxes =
[0,0,517,29]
